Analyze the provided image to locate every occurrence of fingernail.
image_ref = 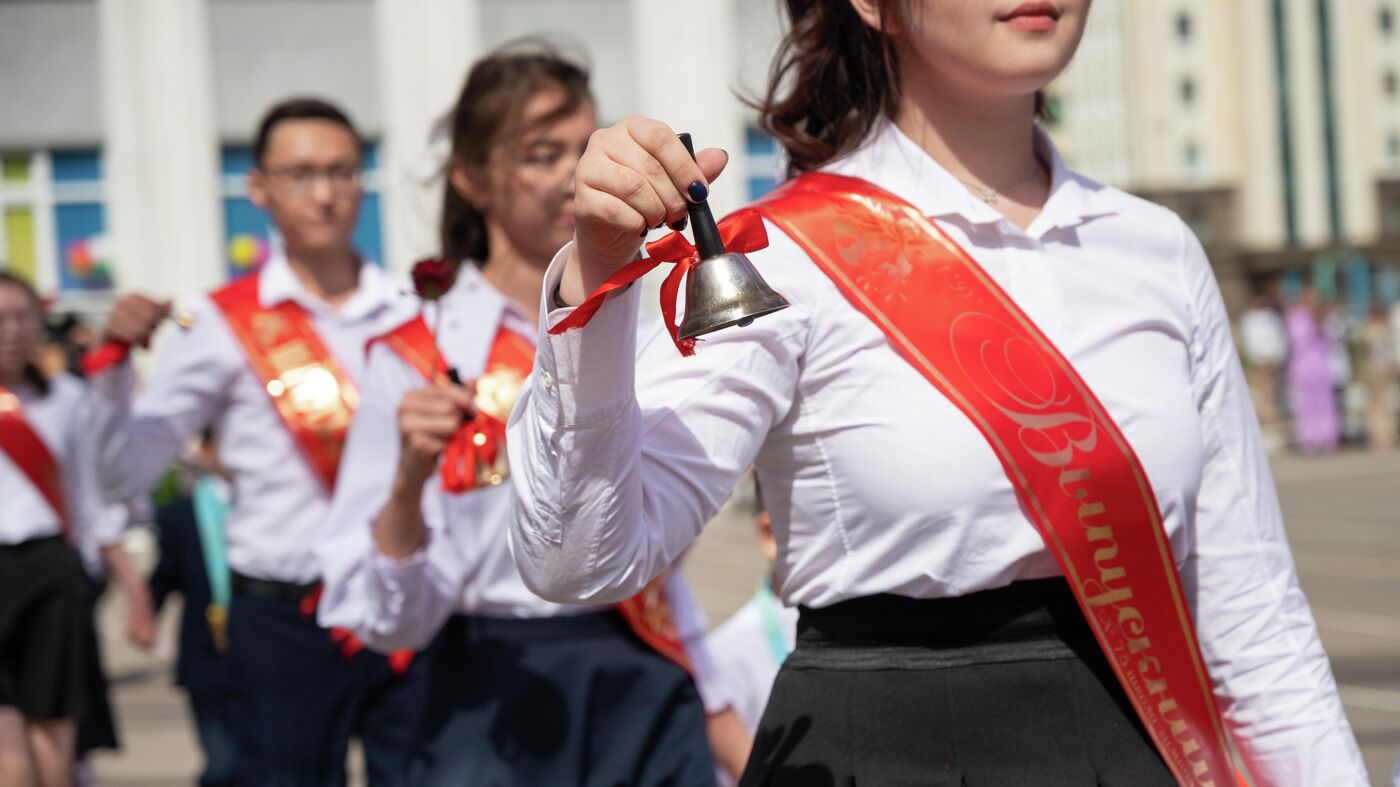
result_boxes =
[640,227,649,238]
[653,220,666,230]
[669,217,688,231]
[687,181,708,203]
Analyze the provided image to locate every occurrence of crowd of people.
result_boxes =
[1239,283,1400,454]
[0,1,1378,785]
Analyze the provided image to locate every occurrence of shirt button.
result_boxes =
[541,371,555,390]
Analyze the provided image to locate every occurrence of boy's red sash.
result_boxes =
[373,317,695,674]
[746,173,1238,785]
[0,385,69,539]
[209,275,358,491]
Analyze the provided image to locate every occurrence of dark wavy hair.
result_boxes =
[0,270,50,394]
[440,39,591,266]
[253,97,363,167]
[756,0,1051,176]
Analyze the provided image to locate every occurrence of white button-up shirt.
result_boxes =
[88,254,417,584]
[506,122,1368,783]
[2,374,123,550]
[315,265,730,712]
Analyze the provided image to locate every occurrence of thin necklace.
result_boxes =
[954,160,1049,206]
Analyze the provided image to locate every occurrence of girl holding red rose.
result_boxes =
[316,41,743,785]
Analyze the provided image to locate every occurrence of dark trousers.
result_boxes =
[412,612,714,787]
[189,691,238,787]
[227,591,434,787]
[740,580,1176,786]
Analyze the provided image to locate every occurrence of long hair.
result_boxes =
[755,0,1052,176]
[439,40,591,266]
[0,270,50,395]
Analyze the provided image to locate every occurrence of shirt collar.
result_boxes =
[256,252,399,322]
[823,120,1117,236]
[447,262,537,345]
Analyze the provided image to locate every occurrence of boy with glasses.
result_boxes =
[86,98,426,786]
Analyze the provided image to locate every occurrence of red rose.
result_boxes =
[411,257,458,301]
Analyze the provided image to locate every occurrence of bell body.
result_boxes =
[677,252,790,340]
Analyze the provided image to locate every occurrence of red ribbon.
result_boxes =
[439,413,507,494]
[546,210,770,356]
[83,340,131,377]
[300,584,415,676]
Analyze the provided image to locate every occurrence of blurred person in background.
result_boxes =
[1287,284,1341,453]
[1238,287,1288,444]
[704,477,797,787]
[84,98,428,786]
[143,430,238,787]
[1360,302,1398,450]
[0,271,149,787]
[317,42,745,785]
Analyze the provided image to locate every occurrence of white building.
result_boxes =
[0,0,787,313]
[5,0,1397,317]
[1051,0,1400,311]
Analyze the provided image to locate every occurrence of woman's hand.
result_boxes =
[393,383,476,491]
[559,116,728,304]
[374,382,475,560]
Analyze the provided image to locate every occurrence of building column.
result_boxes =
[631,0,747,218]
[630,0,746,317]
[374,0,480,273]
[97,0,223,298]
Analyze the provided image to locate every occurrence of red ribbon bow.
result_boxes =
[547,210,770,356]
[439,413,507,494]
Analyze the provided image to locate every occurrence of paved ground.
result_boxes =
[89,450,1400,785]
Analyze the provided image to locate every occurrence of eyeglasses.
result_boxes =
[261,165,362,196]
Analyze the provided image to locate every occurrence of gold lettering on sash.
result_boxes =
[953,322,1216,784]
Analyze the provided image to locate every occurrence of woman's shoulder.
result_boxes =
[1064,169,1199,259]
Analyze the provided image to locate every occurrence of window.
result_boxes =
[1386,70,1399,99]
[1042,92,1064,127]
[1388,132,1400,165]
[1175,11,1192,42]
[1183,203,1212,245]
[219,143,384,280]
[745,127,785,201]
[1183,140,1201,173]
[0,149,111,295]
[1381,5,1394,36]
[1180,76,1197,106]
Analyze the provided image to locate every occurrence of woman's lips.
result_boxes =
[1000,1,1061,32]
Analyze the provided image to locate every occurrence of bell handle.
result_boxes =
[677,133,726,260]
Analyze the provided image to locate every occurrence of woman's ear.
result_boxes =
[449,158,489,213]
[848,0,901,34]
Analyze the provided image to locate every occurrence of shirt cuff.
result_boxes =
[533,242,641,426]
[370,534,430,592]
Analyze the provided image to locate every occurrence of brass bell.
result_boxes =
[675,133,790,341]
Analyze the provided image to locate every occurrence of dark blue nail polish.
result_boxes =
[687,181,708,203]
[669,217,688,231]
[640,227,649,238]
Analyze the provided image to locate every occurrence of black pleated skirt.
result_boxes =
[739,578,1176,787]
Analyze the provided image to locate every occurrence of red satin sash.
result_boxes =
[374,316,695,674]
[746,172,1239,786]
[209,275,358,491]
[0,385,69,540]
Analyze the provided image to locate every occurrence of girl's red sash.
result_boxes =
[748,173,1239,785]
[373,316,695,675]
[0,385,69,539]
